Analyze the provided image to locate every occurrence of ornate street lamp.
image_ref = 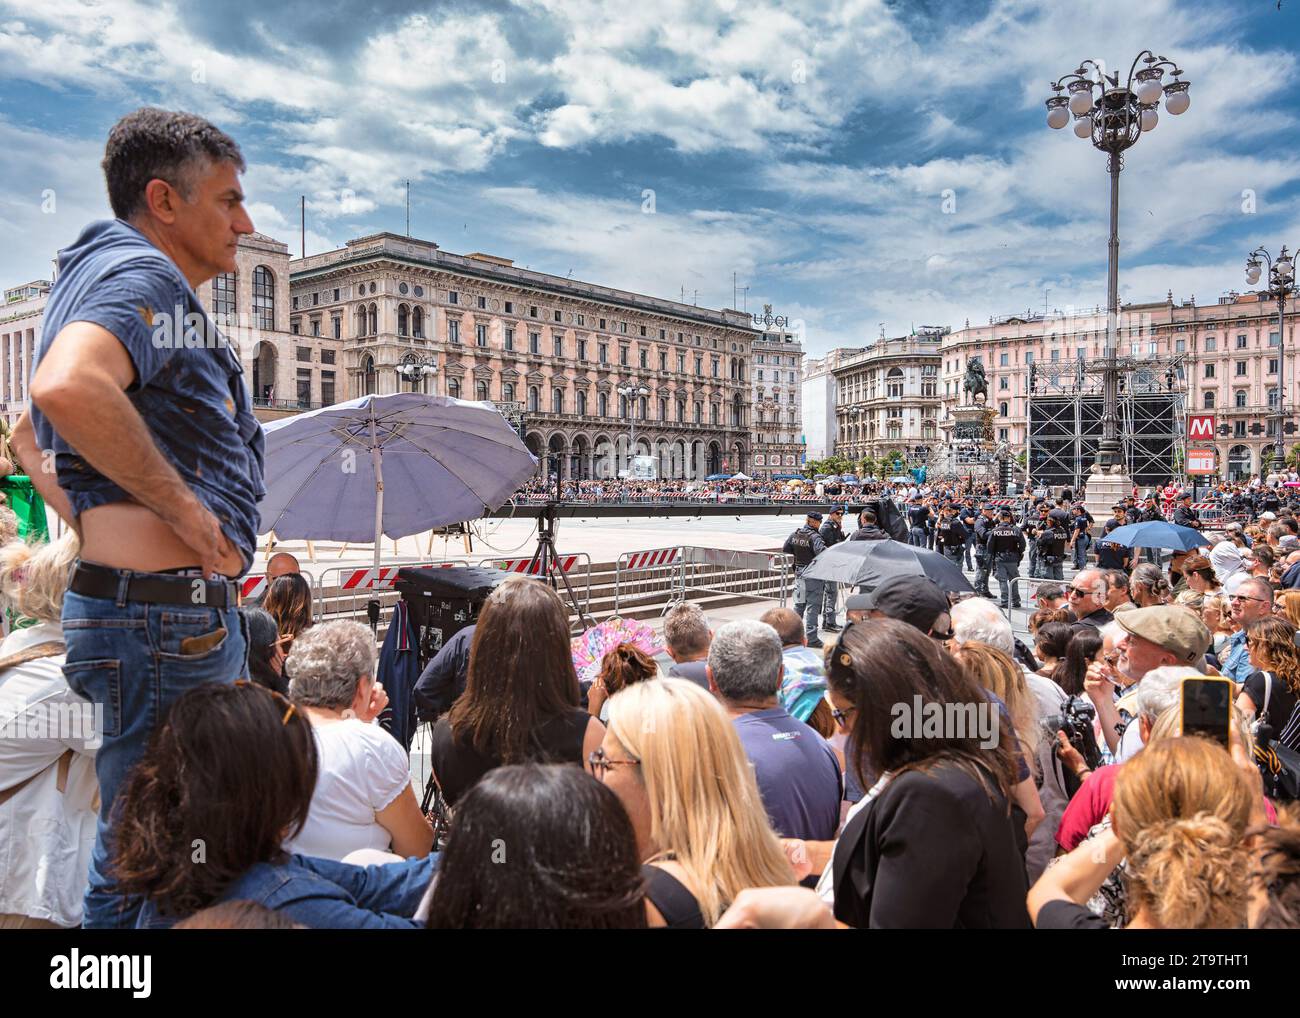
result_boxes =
[1046,52,1190,500]
[396,351,438,391]
[1246,245,1296,474]
[617,380,650,459]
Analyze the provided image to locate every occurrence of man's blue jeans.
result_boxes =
[794,573,826,643]
[61,585,249,929]
[1072,534,1090,570]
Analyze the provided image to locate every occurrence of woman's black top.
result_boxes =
[428,708,589,807]
[832,759,1031,929]
[1245,671,1300,749]
[642,864,707,929]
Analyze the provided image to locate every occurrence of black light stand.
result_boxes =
[527,455,595,630]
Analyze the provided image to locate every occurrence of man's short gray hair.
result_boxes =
[1239,576,1275,603]
[950,597,1014,656]
[286,620,376,710]
[1133,665,1200,721]
[707,620,784,703]
[663,602,710,657]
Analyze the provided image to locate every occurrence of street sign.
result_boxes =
[1187,413,1216,445]
[1187,449,1217,475]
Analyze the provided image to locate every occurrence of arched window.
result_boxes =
[1235,389,1247,409]
[552,388,564,414]
[356,305,368,337]
[577,391,588,416]
[677,400,685,422]
[212,271,237,323]
[368,303,377,335]
[398,304,409,336]
[732,393,743,426]
[503,382,516,403]
[999,401,1009,417]
[639,395,648,419]
[619,395,628,419]
[694,402,702,424]
[598,392,609,417]
[528,386,540,412]
[412,306,424,338]
[887,367,904,399]
[476,380,488,401]
[448,377,461,399]
[252,266,275,330]
[362,355,376,395]
[1203,390,1216,409]
[710,403,719,426]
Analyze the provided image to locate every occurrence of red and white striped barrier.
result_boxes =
[988,498,1017,506]
[623,548,681,570]
[241,575,267,599]
[336,562,463,591]
[492,555,577,575]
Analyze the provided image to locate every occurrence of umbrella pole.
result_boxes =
[369,421,384,636]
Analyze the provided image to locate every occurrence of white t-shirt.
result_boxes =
[283,718,413,861]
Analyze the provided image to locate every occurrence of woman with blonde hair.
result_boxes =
[596,677,794,927]
[0,533,100,928]
[1201,593,1234,659]
[1277,590,1300,629]
[952,642,1040,768]
[1030,736,1260,929]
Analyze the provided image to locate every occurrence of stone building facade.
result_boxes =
[832,330,943,469]
[288,233,757,480]
[0,280,50,428]
[750,326,805,478]
[938,291,1300,481]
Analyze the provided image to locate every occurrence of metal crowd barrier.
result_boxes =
[613,546,685,614]
[680,547,793,607]
[313,560,475,626]
[239,568,317,606]
[475,552,593,614]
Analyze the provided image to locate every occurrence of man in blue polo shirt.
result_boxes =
[11,108,265,928]
[706,619,842,842]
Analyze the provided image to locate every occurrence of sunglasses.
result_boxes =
[1230,594,1270,604]
[1067,586,1098,598]
[587,746,640,781]
[822,689,856,727]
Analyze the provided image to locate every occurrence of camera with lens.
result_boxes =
[1043,697,1103,796]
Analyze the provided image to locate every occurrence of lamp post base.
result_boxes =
[1083,461,1134,532]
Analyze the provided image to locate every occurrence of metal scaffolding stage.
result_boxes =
[1027,356,1187,489]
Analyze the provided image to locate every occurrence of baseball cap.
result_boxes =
[851,576,952,638]
[1114,605,1212,666]
[1261,511,1278,521]
[806,511,824,522]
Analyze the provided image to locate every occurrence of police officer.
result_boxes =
[987,507,1026,609]
[959,499,979,571]
[783,511,829,648]
[1068,502,1093,571]
[1138,496,1165,565]
[935,503,969,568]
[1036,507,1068,580]
[972,503,997,598]
[906,497,930,547]
[1172,492,1202,531]
[1025,502,1050,577]
[819,507,847,633]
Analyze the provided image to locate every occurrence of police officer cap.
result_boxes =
[830,506,846,515]
[998,506,1013,518]
[981,503,997,511]
[806,511,824,521]
[1178,492,1193,501]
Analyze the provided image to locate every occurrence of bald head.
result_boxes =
[266,552,301,580]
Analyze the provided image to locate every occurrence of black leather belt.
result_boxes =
[69,561,238,608]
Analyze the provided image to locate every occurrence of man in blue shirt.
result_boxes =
[1221,577,1276,683]
[706,619,842,843]
[11,108,265,928]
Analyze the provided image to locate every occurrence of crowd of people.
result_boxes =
[8,106,1300,933]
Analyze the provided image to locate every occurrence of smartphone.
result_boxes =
[1180,677,1233,749]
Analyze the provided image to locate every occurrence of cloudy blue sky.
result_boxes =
[1,0,1298,354]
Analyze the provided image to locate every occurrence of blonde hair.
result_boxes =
[1278,590,1300,629]
[604,678,794,925]
[953,642,1040,762]
[0,533,79,624]
[1112,737,1255,929]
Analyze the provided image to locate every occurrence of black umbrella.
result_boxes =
[799,539,974,593]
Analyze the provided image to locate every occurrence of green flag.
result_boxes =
[0,475,50,543]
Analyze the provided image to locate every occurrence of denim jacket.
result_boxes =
[136,853,436,929]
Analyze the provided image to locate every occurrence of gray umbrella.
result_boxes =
[800,539,974,593]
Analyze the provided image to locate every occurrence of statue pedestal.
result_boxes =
[940,404,997,480]
[1083,462,1134,528]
